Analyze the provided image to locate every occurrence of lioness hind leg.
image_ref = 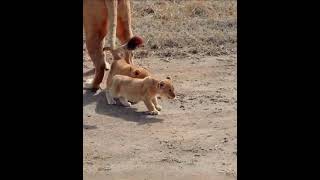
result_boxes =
[84,2,110,89]
[119,97,132,107]
[105,0,118,50]
[85,36,109,89]
[117,0,134,64]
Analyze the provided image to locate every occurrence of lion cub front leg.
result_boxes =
[144,99,160,115]
[152,97,162,111]
[119,97,131,107]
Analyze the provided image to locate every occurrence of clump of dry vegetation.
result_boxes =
[83,0,237,60]
[131,0,237,59]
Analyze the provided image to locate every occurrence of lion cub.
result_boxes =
[103,46,151,104]
[103,47,150,89]
[107,75,176,115]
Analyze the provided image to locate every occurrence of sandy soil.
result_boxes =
[83,54,237,179]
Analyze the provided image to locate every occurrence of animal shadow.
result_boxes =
[83,89,102,107]
[92,91,163,125]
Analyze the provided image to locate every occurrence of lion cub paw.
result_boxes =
[148,110,160,115]
[105,93,117,105]
[155,105,162,111]
[107,98,116,105]
[119,97,132,107]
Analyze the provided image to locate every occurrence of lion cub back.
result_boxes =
[106,59,151,88]
[110,75,155,102]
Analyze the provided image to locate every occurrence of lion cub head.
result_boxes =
[157,76,176,99]
[130,66,150,79]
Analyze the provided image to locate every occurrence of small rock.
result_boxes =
[223,138,228,143]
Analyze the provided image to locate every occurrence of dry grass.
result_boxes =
[83,0,237,60]
[131,0,237,59]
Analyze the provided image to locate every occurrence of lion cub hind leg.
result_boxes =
[144,99,160,115]
[119,97,132,107]
[105,89,116,105]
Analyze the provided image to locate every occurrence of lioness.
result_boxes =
[84,0,137,90]
[107,75,176,115]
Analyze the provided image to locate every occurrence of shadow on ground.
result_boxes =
[83,89,164,125]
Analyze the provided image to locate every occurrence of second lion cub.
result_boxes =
[107,75,176,115]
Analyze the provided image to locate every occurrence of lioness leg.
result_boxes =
[84,0,110,89]
[117,0,134,64]
[105,0,118,50]
[85,36,107,90]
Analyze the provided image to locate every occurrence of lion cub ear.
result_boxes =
[166,76,172,80]
[158,81,165,89]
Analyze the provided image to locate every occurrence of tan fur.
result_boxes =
[104,47,151,90]
[107,75,176,115]
[83,0,133,89]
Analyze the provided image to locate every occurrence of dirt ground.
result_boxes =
[83,54,237,179]
[83,0,237,179]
